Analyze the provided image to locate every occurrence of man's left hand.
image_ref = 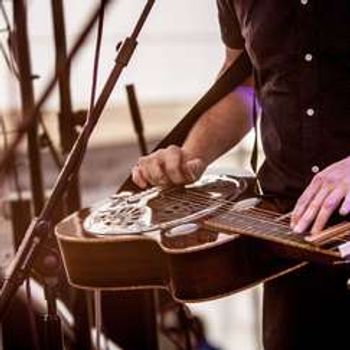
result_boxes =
[291,156,350,234]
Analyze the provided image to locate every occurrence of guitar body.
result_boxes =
[56,175,306,302]
[56,208,302,302]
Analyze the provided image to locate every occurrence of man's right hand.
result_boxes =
[132,145,206,189]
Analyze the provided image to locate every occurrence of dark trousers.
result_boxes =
[263,264,350,350]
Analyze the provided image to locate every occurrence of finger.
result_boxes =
[164,147,187,184]
[132,165,148,189]
[291,176,322,227]
[183,158,205,182]
[311,187,346,234]
[293,185,331,233]
[339,192,350,216]
[144,159,170,186]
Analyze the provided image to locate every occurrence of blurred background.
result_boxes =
[0,1,262,349]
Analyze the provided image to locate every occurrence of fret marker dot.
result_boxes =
[305,53,313,62]
[311,165,320,174]
[306,108,315,116]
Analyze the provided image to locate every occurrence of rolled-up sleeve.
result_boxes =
[216,0,245,49]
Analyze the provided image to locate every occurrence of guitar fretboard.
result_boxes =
[204,207,350,264]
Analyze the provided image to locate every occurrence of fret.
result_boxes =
[205,207,349,253]
[213,210,293,237]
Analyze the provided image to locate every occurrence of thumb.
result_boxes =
[184,158,206,182]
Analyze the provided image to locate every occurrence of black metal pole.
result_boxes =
[126,84,148,155]
[0,0,156,321]
[50,0,81,213]
[13,0,45,215]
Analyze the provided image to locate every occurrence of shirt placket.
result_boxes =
[298,0,321,180]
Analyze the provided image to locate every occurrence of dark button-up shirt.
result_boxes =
[217,0,350,199]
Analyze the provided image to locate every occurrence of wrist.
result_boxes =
[181,146,209,167]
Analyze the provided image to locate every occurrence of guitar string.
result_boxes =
[163,188,286,218]
[155,193,297,232]
[163,191,350,235]
[159,191,283,223]
[155,192,350,240]
[182,190,293,219]
[162,190,259,215]
[103,185,350,243]
[163,187,247,208]
[156,192,350,247]
[160,192,290,227]
[160,190,279,220]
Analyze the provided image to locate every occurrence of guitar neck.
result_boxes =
[203,208,350,265]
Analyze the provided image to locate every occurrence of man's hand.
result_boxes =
[291,156,350,234]
[132,145,206,189]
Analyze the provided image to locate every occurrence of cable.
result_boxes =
[0,1,11,30]
[0,41,18,77]
[2,0,25,79]
[66,0,106,186]
[0,1,19,77]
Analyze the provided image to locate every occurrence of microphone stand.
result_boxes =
[0,0,155,347]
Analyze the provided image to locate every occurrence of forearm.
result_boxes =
[132,46,254,188]
[182,84,254,166]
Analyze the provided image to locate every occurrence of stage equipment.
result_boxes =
[0,0,113,179]
[1,1,112,348]
[51,0,81,213]
[13,0,45,215]
[0,2,156,350]
[126,84,148,155]
[50,2,91,346]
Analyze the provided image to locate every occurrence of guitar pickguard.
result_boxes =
[83,174,247,236]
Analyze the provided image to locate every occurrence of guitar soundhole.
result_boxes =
[157,203,198,222]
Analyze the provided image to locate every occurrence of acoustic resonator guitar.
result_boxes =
[55,175,350,302]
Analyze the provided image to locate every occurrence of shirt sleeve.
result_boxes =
[216,0,245,49]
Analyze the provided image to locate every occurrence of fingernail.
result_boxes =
[340,208,349,216]
[290,217,295,226]
[293,224,302,234]
[290,217,297,229]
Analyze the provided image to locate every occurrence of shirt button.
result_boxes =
[311,165,320,174]
[304,53,313,62]
[306,108,315,116]
[301,0,308,5]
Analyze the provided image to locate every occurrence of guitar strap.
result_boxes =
[250,75,262,195]
[119,49,253,192]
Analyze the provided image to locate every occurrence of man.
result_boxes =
[132,1,350,349]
